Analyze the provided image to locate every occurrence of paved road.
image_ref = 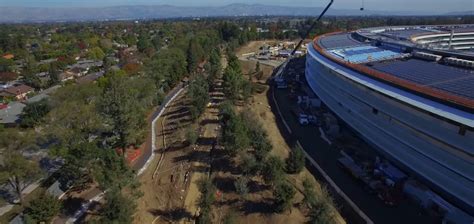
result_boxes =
[271,87,439,224]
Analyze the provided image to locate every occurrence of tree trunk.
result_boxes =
[13,177,24,206]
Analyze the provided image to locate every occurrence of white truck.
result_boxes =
[298,114,310,125]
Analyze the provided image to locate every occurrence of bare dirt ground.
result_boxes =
[134,41,344,224]
[135,51,229,224]
[134,91,196,224]
[234,49,345,223]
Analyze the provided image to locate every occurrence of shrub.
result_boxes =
[273,181,296,212]
[24,193,61,224]
[286,146,305,174]
[234,176,249,196]
[261,156,285,185]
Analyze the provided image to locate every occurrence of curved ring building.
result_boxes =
[305,25,474,220]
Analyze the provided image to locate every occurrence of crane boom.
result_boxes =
[290,0,334,56]
[275,0,334,78]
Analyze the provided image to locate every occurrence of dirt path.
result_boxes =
[183,78,224,219]
[134,92,196,224]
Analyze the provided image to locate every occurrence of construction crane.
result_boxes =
[275,0,334,78]
[290,0,334,57]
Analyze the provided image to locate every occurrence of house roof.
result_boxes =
[2,54,14,60]
[59,71,75,81]
[76,71,104,84]
[2,84,33,96]
[69,67,84,74]
[0,72,19,82]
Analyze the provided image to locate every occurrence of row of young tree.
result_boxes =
[217,93,337,223]
[190,46,337,222]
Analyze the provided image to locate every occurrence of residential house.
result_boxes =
[59,67,86,82]
[0,72,19,83]
[68,60,103,73]
[69,67,87,77]
[59,71,75,82]
[76,71,105,84]
[0,84,34,101]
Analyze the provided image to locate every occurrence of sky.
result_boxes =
[0,0,472,13]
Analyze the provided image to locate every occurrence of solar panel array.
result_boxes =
[319,33,361,49]
[433,77,474,99]
[343,46,381,56]
[451,27,474,33]
[383,29,435,39]
[330,46,404,64]
[372,59,474,99]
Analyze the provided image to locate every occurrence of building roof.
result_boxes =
[47,181,65,199]
[1,84,33,96]
[59,71,75,81]
[76,72,104,84]
[308,42,474,128]
[314,30,474,111]
[2,54,14,60]
[0,72,18,82]
[318,33,362,49]
[372,59,474,99]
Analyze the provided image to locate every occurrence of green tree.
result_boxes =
[302,178,317,208]
[0,153,42,205]
[98,189,136,224]
[0,58,13,72]
[197,177,216,224]
[187,39,204,74]
[88,47,105,60]
[223,210,237,224]
[234,176,249,196]
[20,99,51,128]
[222,67,243,102]
[222,112,249,154]
[24,193,61,224]
[47,84,104,189]
[304,182,335,224]
[255,61,260,73]
[99,71,147,155]
[188,75,210,120]
[22,73,43,89]
[93,149,138,191]
[186,127,199,146]
[137,35,152,53]
[0,127,38,152]
[209,47,222,79]
[240,153,259,176]
[286,146,306,174]
[261,156,285,185]
[241,111,272,161]
[308,200,333,224]
[48,63,60,86]
[146,48,187,89]
[273,181,295,213]
[218,22,241,42]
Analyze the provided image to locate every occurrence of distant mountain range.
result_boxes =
[0,4,465,23]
